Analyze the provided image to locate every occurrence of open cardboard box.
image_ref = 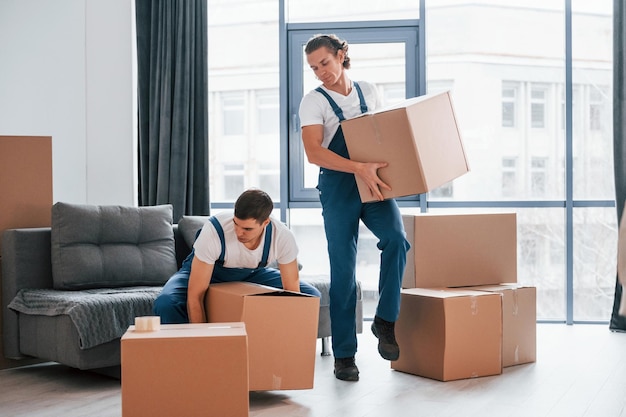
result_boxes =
[342,91,469,203]
[205,282,319,391]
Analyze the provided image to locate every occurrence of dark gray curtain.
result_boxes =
[610,0,626,331]
[135,0,209,222]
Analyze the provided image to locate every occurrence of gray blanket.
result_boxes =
[8,287,162,349]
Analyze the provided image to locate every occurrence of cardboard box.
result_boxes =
[466,284,537,367]
[205,282,320,391]
[1,136,53,370]
[121,323,249,417]
[392,288,502,381]
[341,91,469,203]
[402,213,517,288]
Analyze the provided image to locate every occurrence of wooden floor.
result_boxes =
[1,323,626,417]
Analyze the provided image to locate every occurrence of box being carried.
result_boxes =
[341,91,469,203]
[205,282,320,391]
[121,322,249,417]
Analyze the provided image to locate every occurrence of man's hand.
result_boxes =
[354,161,391,201]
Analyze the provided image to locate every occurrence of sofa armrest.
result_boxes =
[173,224,192,268]
[2,227,53,359]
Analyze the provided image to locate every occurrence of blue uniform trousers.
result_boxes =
[318,168,410,359]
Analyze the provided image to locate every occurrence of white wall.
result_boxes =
[0,0,135,206]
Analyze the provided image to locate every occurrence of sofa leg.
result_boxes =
[321,337,331,357]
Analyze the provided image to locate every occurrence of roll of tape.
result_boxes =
[134,316,161,332]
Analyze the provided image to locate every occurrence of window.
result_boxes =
[205,0,614,323]
[428,80,454,96]
[502,157,517,197]
[223,163,245,201]
[430,182,453,198]
[550,238,564,265]
[287,0,420,23]
[381,83,406,105]
[589,87,605,131]
[560,85,565,130]
[530,85,547,129]
[259,162,280,201]
[256,90,279,135]
[208,0,281,204]
[530,157,547,197]
[221,93,246,136]
[502,84,517,128]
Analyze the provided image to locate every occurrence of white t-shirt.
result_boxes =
[192,212,298,268]
[298,80,380,148]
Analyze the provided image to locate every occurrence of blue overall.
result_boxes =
[153,217,321,324]
[315,83,410,359]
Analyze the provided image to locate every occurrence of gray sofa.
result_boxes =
[1,203,186,371]
[2,203,363,372]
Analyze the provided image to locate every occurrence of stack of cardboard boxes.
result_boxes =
[341,91,536,382]
[394,213,536,381]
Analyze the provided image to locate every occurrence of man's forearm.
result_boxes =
[282,278,300,293]
[187,298,206,323]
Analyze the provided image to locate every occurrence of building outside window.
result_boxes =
[223,163,245,201]
[221,92,246,136]
[530,85,547,129]
[502,157,517,197]
[502,84,517,128]
[589,87,606,132]
[530,157,547,197]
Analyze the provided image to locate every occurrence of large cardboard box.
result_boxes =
[121,322,249,417]
[466,284,537,367]
[402,213,517,288]
[0,136,52,370]
[392,288,502,381]
[205,282,320,391]
[341,91,469,203]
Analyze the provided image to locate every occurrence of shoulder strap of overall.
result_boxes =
[353,81,368,114]
[315,86,345,121]
[208,216,226,266]
[315,83,368,122]
[258,221,273,268]
[210,216,273,268]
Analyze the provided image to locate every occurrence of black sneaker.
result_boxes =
[371,316,400,361]
[334,357,359,381]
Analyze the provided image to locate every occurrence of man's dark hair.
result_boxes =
[304,34,351,69]
[234,189,273,224]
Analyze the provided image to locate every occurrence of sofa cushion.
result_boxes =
[51,202,177,290]
[178,215,209,248]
